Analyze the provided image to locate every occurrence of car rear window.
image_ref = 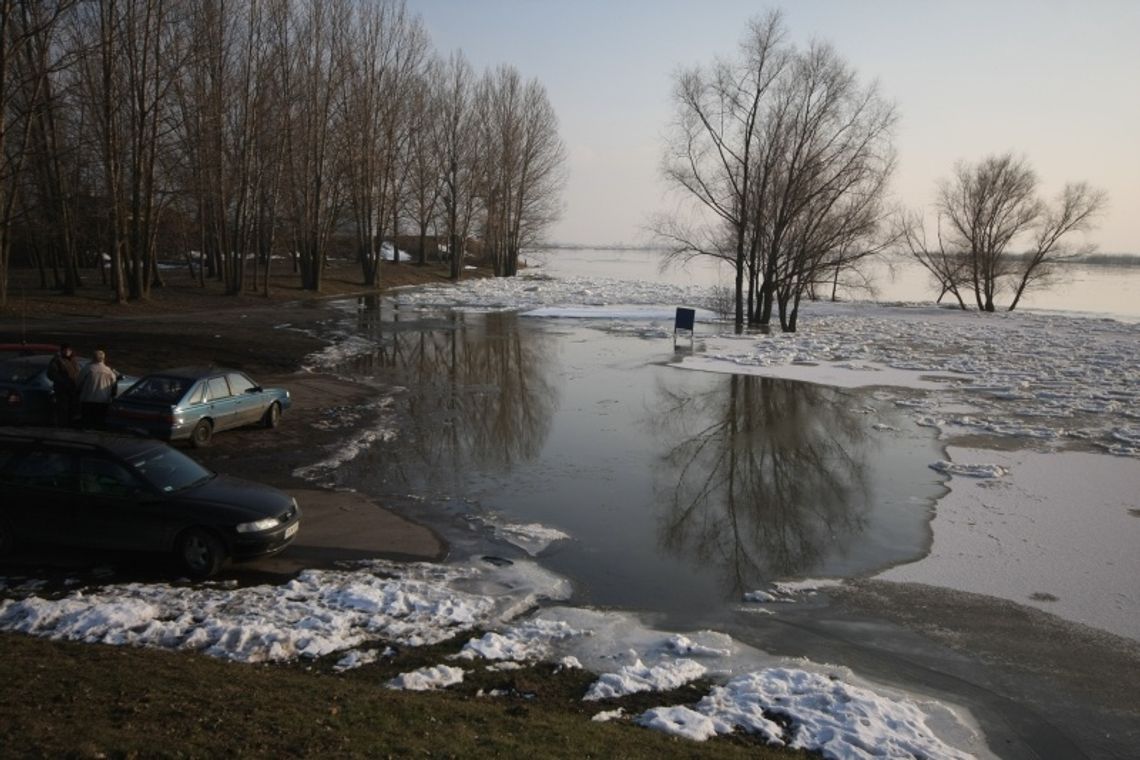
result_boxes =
[121,375,192,404]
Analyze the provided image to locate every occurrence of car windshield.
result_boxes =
[126,447,213,492]
[121,375,191,404]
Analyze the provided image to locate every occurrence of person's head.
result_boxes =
[60,343,73,357]
[94,349,106,364]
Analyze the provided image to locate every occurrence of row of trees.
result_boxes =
[0,0,567,309]
[660,11,1106,331]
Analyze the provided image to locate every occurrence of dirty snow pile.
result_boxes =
[446,606,986,758]
[0,559,569,662]
[0,558,990,758]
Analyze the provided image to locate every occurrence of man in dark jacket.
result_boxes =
[47,343,80,426]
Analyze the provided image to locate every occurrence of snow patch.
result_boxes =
[386,664,465,691]
[584,657,708,701]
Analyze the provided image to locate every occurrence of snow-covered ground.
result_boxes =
[5,270,1139,759]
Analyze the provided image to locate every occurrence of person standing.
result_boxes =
[77,349,119,429]
[47,343,80,426]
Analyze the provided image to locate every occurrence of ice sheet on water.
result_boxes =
[929,460,1008,478]
[467,515,571,556]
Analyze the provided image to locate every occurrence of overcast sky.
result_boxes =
[411,0,1139,253]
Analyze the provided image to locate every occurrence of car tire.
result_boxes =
[177,527,225,579]
[262,402,281,429]
[190,419,213,448]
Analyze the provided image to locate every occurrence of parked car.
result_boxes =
[105,367,290,447]
[0,354,136,426]
[0,427,300,578]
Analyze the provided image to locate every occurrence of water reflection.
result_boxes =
[330,308,938,618]
[347,303,559,482]
[651,374,872,594]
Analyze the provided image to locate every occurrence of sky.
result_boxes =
[410,0,1139,253]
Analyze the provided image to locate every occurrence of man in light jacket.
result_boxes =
[77,349,119,429]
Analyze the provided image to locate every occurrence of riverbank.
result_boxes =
[0,259,466,375]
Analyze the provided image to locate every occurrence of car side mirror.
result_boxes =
[248,386,262,394]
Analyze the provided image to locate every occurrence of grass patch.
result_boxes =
[0,632,808,758]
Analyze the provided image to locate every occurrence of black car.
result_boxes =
[0,427,300,578]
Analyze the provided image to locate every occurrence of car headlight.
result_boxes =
[236,517,279,533]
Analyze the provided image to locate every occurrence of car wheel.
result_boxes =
[262,402,281,429]
[177,527,225,579]
[190,419,213,448]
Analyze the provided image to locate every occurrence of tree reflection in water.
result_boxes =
[347,299,558,485]
[651,374,872,594]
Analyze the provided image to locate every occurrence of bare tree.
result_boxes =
[433,51,479,281]
[477,64,566,277]
[275,0,350,292]
[902,153,1107,311]
[338,0,426,287]
[72,0,185,302]
[404,59,443,266]
[760,41,897,331]
[655,11,787,330]
[657,15,895,333]
[3,1,79,304]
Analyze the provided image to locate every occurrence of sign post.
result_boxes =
[674,307,695,348]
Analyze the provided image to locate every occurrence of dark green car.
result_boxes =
[0,427,300,578]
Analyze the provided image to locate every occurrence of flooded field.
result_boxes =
[321,303,946,627]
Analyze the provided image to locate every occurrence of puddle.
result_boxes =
[320,302,946,626]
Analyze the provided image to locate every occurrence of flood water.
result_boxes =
[308,256,1140,758]
[324,303,945,628]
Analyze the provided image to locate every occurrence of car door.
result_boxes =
[203,375,240,431]
[0,445,87,546]
[224,371,262,426]
[76,454,175,551]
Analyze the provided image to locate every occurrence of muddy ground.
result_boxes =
[0,259,463,579]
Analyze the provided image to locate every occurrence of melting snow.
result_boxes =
[387,664,465,691]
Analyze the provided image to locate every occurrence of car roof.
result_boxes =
[145,367,239,380]
[0,426,170,458]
